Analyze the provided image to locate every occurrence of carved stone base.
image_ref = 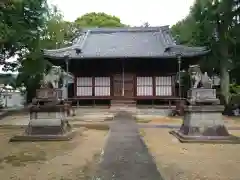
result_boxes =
[10,131,76,142]
[181,105,228,135]
[170,105,240,144]
[187,88,220,105]
[170,130,240,144]
[26,119,71,135]
[10,119,74,142]
[179,124,229,136]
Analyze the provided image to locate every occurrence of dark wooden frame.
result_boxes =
[73,73,177,100]
[154,76,174,97]
[75,76,93,97]
[75,76,112,98]
[93,77,111,97]
[135,76,154,98]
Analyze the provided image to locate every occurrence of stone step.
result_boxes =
[111,100,136,107]
[109,106,137,114]
[111,104,136,107]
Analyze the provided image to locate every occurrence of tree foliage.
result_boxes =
[0,0,48,60]
[16,5,76,101]
[0,0,49,100]
[1,5,126,101]
[75,12,126,27]
[40,6,80,49]
[171,0,240,104]
[142,22,150,27]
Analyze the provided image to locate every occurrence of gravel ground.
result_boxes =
[0,128,107,180]
[142,128,240,180]
[94,112,163,180]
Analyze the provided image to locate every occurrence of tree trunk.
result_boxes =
[217,14,230,105]
[220,43,230,105]
[220,63,230,105]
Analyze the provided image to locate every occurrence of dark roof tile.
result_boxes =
[44,26,209,59]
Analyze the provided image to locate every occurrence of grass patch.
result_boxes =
[80,124,109,130]
[229,130,240,137]
[136,118,152,123]
[139,129,146,137]
[227,116,240,122]
[0,151,46,167]
[64,152,102,180]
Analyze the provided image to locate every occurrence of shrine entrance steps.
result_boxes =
[110,99,136,112]
[93,112,163,180]
[111,99,136,107]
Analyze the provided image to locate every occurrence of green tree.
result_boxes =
[0,0,49,101]
[40,6,80,49]
[2,6,126,101]
[0,0,48,61]
[142,22,150,27]
[75,12,126,27]
[16,5,76,101]
[171,0,240,104]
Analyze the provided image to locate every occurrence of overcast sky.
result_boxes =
[48,0,195,26]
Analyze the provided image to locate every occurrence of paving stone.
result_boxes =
[94,112,163,180]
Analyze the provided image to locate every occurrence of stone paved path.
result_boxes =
[94,112,163,180]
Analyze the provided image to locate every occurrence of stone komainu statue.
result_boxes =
[188,65,212,88]
[37,66,65,100]
[41,66,64,89]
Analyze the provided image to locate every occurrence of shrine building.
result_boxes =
[43,26,209,106]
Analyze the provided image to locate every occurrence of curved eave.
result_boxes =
[43,50,210,60]
[43,46,74,57]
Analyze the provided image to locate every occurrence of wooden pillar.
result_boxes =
[153,76,156,96]
[64,55,69,100]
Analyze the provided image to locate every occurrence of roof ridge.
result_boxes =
[81,26,170,33]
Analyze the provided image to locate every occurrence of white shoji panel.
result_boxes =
[94,87,111,96]
[137,77,153,86]
[155,76,172,86]
[76,87,92,96]
[77,77,92,86]
[94,77,110,86]
[137,86,153,96]
[155,86,172,96]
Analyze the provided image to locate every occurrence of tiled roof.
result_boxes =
[43,26,209,59]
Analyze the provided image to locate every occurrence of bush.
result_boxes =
[223,94,240,115]
[230,84,240,94]
[229,94,240,105]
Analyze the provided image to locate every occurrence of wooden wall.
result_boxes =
[74,74,176,99]
[68,58,180,99]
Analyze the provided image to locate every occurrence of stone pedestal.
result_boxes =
[170,88,240,144]
[187,88,220,105]
[10,88,75,142]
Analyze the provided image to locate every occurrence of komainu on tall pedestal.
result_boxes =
[170,65,240,143]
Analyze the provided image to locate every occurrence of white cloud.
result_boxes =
[48,0,195,26]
